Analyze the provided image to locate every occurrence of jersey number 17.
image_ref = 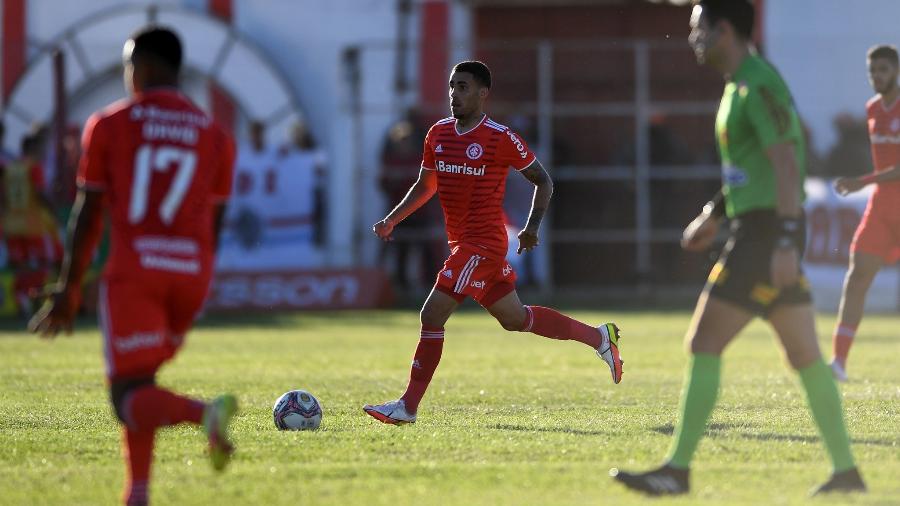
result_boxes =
[129,143,197,225]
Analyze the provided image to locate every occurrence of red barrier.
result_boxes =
[206,269,394,311]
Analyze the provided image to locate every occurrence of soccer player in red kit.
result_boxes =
[830,45,900,381]
[363,61,624,425]
[28,27,237,505]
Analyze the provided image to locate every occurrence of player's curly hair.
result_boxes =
[452,61,491,89]
[868,45,899,67]
[693,0,754,41]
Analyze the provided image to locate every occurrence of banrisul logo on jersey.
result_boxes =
[466,143,483,160]
[437,160,486,176]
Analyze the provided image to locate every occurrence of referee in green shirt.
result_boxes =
[612,0,865,496]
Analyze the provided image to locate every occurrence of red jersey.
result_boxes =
[866,94,900,203]
[77,89,235,281]
[421,115,536,257]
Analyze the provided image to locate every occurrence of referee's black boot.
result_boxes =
[610,464,689,496]
[809,467,866,496]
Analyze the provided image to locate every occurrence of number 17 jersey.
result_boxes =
[77,89,235,281]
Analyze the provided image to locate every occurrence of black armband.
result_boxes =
[702,190,726,218]
[775,216,802,250]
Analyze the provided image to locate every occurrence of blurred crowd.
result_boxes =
[0,106,878,316]
[0,117,327,318]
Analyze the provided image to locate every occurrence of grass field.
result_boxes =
[1,309,898,505]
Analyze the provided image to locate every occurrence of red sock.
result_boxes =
[521,306,602,349]
[123,427,154,506]
[832,323,857,367]
[123,386,205,432]
[400,326,444,414]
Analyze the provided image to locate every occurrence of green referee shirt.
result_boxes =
[715,54,806,218]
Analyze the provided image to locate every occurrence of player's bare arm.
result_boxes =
[517,160,553,254]
[834,164,900,196]
[682,190,724,252]
[768,141,802,289]
[373,167,438,241]
[28,188,105,337]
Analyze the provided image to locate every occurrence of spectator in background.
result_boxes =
[379,108,442,289]
[612,113,693,166]
[54,125,82,208]
[237,120,277,178]
[229,120,276,250]
[278,120,327,246]
[1,131,61,316]
[0,120,15,164]
[822,113,872,178]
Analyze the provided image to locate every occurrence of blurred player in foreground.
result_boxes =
[363,60,624,425]
[28,27,237,506]
[612,0,864,496]
[829,45,900,382]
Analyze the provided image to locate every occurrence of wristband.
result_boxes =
[775,217,801,250]
[702,191,726,218]
[859,174,878,185]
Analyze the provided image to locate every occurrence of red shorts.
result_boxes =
[99,275,211,381]
[850,199,900,264]
[434,244,517,307]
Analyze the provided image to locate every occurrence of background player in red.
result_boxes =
[830,45,900,381]
[28,27,237,506]
[363,61,624,425]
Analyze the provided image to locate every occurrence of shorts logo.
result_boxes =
[466,143,483,160]
[750,283,779,306]
[454,255,482,293]
[502,264,512,276]
[471,280,485,289]
[113,332,164,353]
[442,269,453,279]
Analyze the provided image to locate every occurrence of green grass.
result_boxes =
[1,309,898,505]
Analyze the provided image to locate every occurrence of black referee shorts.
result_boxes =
[705,209,813,317]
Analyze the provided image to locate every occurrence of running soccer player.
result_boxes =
[829,45,900,382]
[363,60,624,425]
[28,27,237,506]
[611,0,864,496]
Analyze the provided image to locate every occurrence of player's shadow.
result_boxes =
[651,423,897,447]
[488,423,609,437]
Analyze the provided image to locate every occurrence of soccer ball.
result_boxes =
[273,390,322,430]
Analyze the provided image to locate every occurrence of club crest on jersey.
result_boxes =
[466,143,484,160]
[722,165,748,186]
[892,118,900,132]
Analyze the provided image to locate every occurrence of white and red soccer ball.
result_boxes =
[273,390,322,430]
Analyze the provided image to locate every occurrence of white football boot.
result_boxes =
[363,399,416,425]
[830,360,848,382]
[596,323,624,384]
